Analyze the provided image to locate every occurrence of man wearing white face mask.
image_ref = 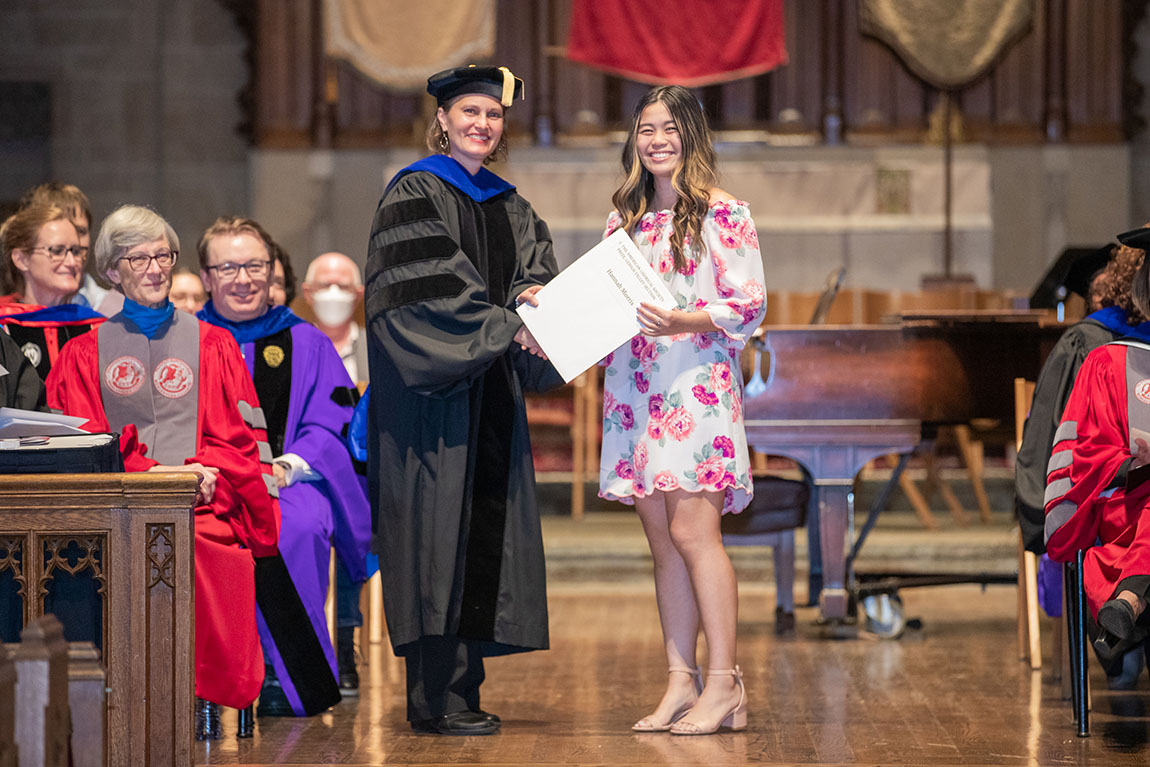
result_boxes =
[303,253,368,385]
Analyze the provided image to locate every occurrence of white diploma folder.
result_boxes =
[516,228,676,383]
[0,407,89,438]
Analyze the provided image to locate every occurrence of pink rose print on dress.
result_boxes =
[714,205,735,231]
[634,371,649,394]
[709,362,733,393]
[653,471,680,491]
[664,407,696,441]
[639,340,660,370]
[654,212,670,227]
[679,257,696,277]
[740,220,759,249]
[719,231,740,250]
[717,471,737,490]
[648,392,665,417]
[647,415,666,441]
[658,251,673,274]
[615,459,634,480]
[603,389,616,417]
[692,384,718,406]
[742,280,765,308]
[695,455,725,486]
[712,435,735,458]
[631,336,646,357]
[617,404,634,430]
[634,441,649,472]
[694,333,713,351]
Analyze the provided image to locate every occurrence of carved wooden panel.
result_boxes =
[0,474,197,767]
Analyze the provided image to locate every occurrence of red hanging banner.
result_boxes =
[566,0,788,87]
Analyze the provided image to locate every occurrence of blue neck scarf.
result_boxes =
[387,154,515,202]
[121,297,174,339]
[9,303,104,324]
[196,301,304,345]
[1090,305,1150,344]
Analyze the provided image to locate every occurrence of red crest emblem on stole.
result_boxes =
[1137,379,1150,405]
[104,356,145,396]
[153,358,194,399]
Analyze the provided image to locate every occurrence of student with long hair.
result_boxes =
[600,85,766,735]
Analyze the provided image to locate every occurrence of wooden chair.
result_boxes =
[1014,378,1042,671]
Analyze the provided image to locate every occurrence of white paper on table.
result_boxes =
[516,228,677,383]
[0,407,89,438]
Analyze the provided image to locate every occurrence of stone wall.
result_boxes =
[0,0,249,266]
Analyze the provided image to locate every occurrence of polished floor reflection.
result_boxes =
[197,579,1150,766]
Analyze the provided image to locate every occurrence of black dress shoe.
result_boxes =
[473,709,501,724]
[775,606,796,636]
[411,711,501,735]
[1094,599,1148,665]
[237,705,255,738]
[337,626,360,696]
[257,667,295,717]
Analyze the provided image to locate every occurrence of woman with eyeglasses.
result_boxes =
[46,204,281,739]
[0,204,106,380]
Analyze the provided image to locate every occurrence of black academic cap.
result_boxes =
[1117,227,1150,251]
[1029,244,1114,308]
[426,65,524,108]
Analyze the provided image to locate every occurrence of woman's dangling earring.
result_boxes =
[438,132,449,152]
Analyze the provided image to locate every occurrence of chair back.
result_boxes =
[1014,377,1035,451]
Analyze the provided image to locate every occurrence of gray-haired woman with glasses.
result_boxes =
[47,204,283,738]
[0,203,105,380]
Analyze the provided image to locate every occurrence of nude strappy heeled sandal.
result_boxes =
[669,665,747,735]
[631,666,704,732]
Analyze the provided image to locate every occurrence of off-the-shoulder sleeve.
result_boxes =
[364,172,524,397]
[1044,346,1132,560]
[699,201,766,348]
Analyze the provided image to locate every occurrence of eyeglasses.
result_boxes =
[205,260,271,281]
[31,245,87,263]
[118,249,178,272]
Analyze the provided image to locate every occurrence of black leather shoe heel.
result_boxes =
[411,710,500,735]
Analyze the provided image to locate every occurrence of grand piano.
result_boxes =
[741,310,1065,623]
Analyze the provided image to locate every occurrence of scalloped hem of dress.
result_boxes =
[598,481,753,515]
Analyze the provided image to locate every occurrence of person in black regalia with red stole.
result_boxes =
[1047,227,1150,665]
[365,65,562,736]
[0,204,104,380]
[46,204,317,739]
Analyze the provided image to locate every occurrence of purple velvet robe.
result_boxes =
[237,320,371,715]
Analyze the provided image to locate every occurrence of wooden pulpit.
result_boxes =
[0,474,197,767]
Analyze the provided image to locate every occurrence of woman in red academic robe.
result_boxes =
[1046,229,1150,662]
[46,204,279,736]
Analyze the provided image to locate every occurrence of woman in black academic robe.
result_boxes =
[364,65,561,736]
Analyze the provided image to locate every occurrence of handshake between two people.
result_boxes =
[513,285,548,360]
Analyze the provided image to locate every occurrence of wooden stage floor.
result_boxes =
[196,513,1150,766]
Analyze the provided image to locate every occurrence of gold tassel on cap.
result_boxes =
[498,66,519,107]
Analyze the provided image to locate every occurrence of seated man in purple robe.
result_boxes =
[196,216,371,717]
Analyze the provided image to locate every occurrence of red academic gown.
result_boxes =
[47,320,280,709]
[1045,340,1150,617]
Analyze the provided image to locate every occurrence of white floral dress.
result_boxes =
[598,200,767,514]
